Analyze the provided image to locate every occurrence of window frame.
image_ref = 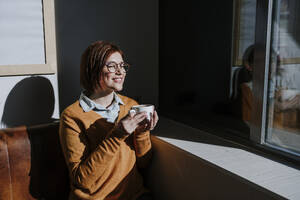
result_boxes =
[250,0,300,159]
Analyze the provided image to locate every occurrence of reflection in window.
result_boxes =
[232,0,256,66]
[226,0,257,135]
[266,0,300,155]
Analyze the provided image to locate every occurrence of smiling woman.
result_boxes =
[59,41,158,200]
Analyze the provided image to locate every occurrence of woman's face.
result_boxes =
[99,51,126,92]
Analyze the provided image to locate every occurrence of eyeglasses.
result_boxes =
[105,61,130,73]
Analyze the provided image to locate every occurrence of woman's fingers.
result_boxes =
[129,111,135,118]
[119,112,147,134]
[150,110,159,130]
[123,110,159,134]
[154,111,158,123]
[133,112,147,123]
[150,113,154,128]
[150,112,155,129]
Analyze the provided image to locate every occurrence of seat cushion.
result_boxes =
[0,122,69,200]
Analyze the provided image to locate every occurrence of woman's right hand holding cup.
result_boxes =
[118,112,147,135]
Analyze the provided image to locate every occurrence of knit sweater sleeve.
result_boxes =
[133,131,152,169]
[128,99,153,168]
[59,110,128,193]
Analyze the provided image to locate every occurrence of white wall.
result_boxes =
[0,75,60,128]
[0,0,60,128]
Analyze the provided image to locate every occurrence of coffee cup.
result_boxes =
[129,104,154,121]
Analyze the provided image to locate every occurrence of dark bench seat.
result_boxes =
[0,122,69,200]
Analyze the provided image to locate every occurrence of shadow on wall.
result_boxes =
[2,76,55,127]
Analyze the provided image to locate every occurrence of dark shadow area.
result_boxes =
[27,122,70,200]
[152,115,249,150]
[2,76,55,127]
[159,0,233,115]
[157,111,250,141]
[158,0,245,138]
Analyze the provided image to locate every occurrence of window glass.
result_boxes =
[266,0,300,155]
[0,0,45,65]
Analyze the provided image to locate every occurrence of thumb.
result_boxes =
[129,109,136,118]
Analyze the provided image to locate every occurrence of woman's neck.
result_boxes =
[89,90,114,108]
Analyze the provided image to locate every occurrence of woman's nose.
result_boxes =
[115,68,123,75]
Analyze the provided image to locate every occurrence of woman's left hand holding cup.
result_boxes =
[135,110,159,133]
[150,110,159,131]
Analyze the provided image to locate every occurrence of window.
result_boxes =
[225,0,300,157]
[265,0,300,155]
[0,0,57,76]
[232,0,257,66]
[158,0,300,161]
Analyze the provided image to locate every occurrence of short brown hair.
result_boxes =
[80,41,124,93]
[242,45,254,67]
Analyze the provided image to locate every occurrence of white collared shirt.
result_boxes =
[79,92,124,123]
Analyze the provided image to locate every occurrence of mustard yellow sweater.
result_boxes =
[59,94,152,200]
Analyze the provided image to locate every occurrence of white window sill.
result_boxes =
[152,117,300,200]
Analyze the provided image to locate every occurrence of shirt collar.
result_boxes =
[79,91,124,112]
[113,92,124,106]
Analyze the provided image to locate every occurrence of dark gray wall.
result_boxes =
[55,0,158,112]
[159,1,233,113]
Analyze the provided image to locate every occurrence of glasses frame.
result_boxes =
[105,61,130,73]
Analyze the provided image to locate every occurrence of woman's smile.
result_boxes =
[112,76,124,83]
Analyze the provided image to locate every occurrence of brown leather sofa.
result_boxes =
[0,122,69,200]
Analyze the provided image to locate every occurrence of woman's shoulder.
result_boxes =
[116,93,139,106]
[61,100,84,118]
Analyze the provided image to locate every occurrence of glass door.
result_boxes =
[250,0,300,157]
[265,0,300,155]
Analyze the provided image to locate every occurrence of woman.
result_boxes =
[230,45,254,122]
[233,45,300,125]
[59,41,158,200]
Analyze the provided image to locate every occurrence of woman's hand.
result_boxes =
[118,112,147,135]
[150,110,159,130]
[275,94,300,111]
[135,110,159,133]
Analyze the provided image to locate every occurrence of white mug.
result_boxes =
[129,104,154,121]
